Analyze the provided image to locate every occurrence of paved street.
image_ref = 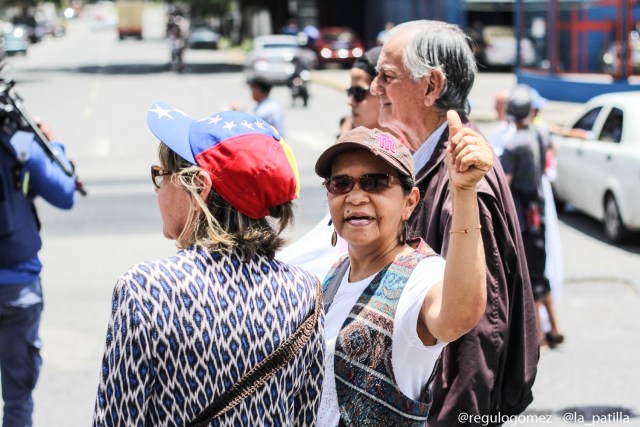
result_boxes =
[0,10,639,427]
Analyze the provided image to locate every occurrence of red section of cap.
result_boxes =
[195,133,298,219]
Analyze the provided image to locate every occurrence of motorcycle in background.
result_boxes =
[287,57,311,107]
[168,27,185,73]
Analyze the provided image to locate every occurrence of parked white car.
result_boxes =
[244,35,317,85]
[552,91,640,242]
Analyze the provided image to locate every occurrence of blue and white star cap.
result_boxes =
[146,102,299,219]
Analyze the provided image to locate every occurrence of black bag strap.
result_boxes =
[322,258,350,314]
[186,280,323,427]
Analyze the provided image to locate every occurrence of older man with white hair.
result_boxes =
[371,20,539,426]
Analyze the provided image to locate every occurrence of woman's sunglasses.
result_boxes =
[345,86,370,103]
[151,165,172,188]
[323,173,400,195]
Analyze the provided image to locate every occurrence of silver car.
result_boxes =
[245,35,317,85]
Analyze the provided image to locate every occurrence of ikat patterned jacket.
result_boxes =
[93,245,324,427]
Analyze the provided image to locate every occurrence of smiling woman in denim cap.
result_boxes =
[315,115,491,426]
[92,105,324,427]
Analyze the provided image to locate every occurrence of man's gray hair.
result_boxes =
[387,20,477,116]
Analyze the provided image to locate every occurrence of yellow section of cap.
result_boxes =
[278,137,300,196]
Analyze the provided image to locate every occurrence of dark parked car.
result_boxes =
[188,24,219,49]
[315,26,364,68]
[11,16,44,43]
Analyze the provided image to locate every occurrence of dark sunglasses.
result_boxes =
[345,86,370,103]
[323,173,400,195]
[151,165,173,188]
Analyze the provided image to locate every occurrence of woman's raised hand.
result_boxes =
[446,110,494,191]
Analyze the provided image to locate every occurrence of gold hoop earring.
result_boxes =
[331,229,338,247]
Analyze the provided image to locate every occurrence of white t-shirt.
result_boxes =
[317,256,447,427]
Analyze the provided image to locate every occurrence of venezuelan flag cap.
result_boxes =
[147,103,300,219]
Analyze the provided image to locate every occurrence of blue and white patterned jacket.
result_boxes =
[93,245,324,427]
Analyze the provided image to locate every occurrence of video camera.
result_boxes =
[0,61,86,195]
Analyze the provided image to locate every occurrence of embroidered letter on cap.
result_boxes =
[377,134,396,153]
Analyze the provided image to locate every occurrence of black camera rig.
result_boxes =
[0,63,86,195]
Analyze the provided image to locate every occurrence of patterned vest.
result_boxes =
[322,239,439,426]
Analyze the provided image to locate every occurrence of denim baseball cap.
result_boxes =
[147,103,300,219]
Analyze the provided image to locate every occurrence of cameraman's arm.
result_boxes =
[25,136,76,209]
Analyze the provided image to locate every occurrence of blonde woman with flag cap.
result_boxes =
[314,112,491,426]
[92,105,324,427]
